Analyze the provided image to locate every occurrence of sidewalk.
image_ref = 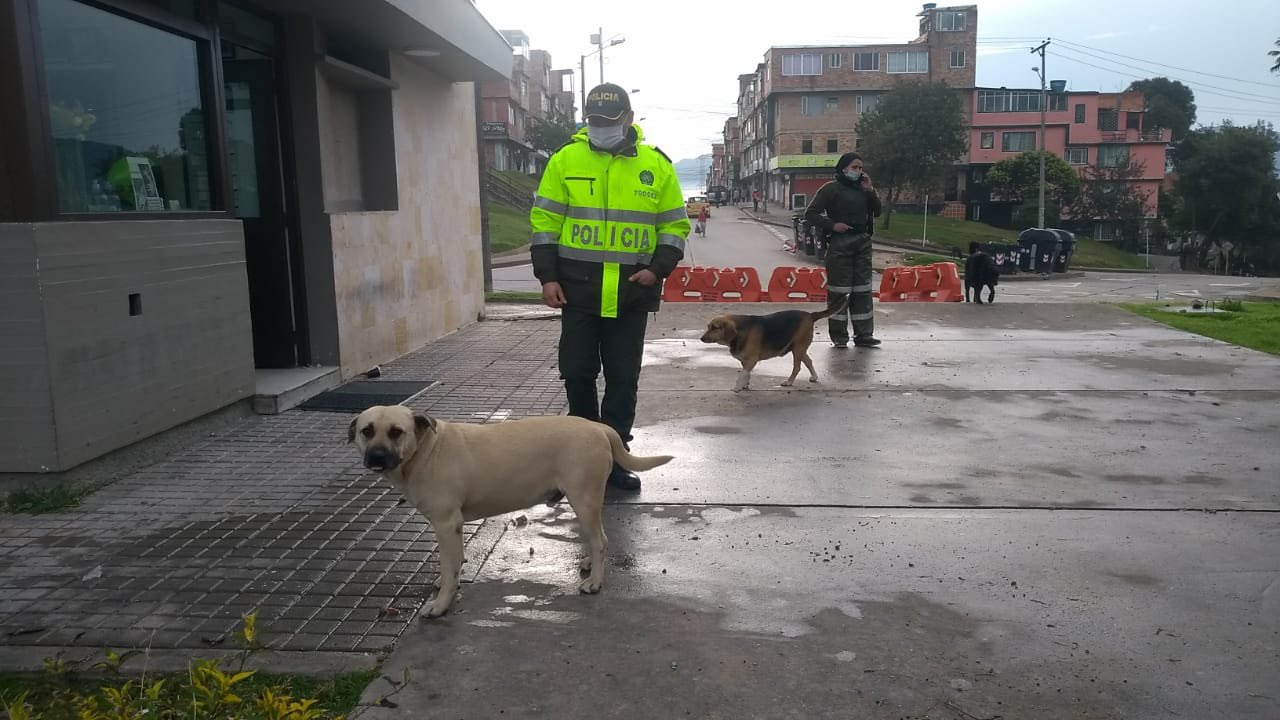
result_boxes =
[3,300,1279,718]
[0,318,566,671]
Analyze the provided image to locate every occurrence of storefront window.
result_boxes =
[39,0,213,212]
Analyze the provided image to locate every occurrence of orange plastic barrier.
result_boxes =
[662,266,766,302]
[764,266,828,302]
[877,263,963,303]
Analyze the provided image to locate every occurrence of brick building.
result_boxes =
[967,87,1171,234]
[733,4,977,211]
[479,30,575,174]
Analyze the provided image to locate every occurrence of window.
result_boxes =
[977,89,1047,113]
[802,139,813,154]
[980,132,994,149]
[1097,144,1129,167]
[972,167,987,184]
[825,96,839,112]
[801,95,825,116]
[950,49,965,68]
[827,138,838,153]
[1050,94,1067,112]
[1001,131,1037,152]
[887,50,929,73]
[782,53,822,76]
[38,0,214,212]
[828,53,842,69]
[1126,112,1142,130]
[1098,108,1119,131]
[855,95,879,114]
[853,52,879,71]
[937,10,967,31]
[1074,104,1086,123]
[1065,147,1088,165]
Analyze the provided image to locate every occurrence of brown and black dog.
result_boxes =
[700,298,848,392]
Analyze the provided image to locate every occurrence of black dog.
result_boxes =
[964,241,999,304]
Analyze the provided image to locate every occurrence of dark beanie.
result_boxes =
[835,152,862,173]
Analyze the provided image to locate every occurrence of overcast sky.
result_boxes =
[473,0,1280,162]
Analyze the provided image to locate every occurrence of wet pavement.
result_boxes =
[3,298,1278,718]
[361,302,1280,719]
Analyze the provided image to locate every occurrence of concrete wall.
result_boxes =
[0,220,254,472]
[323,56,485,379]
[0,225,56,472]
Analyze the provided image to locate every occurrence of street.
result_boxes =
[493,212,1280,303]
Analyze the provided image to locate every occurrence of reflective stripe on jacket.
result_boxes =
[530,125,690,317]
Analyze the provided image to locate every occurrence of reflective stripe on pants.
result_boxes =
[824,232,874,343]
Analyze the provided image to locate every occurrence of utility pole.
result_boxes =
[579,54,587,123]
[597,27,605,81]
[1031,39,1050,228]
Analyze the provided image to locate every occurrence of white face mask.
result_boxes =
[588,123,628,149]
[844,169,863,183]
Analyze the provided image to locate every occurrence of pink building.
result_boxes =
[967,87,1171,233]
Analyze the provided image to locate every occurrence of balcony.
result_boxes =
[1101,128,1170,144]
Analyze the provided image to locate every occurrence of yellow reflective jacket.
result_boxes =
[530,125,690,317]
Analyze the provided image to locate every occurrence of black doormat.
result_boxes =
[299,380,436,413]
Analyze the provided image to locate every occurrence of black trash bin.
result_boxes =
[991,243,1019,274]
[1049,229,1077,272]
[1018,228,1062,275]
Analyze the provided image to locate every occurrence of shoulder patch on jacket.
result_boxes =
[650,146,672,163]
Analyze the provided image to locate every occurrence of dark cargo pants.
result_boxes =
[559,306,648,443]
[824,232,875,344]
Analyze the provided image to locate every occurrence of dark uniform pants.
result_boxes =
[824,232,875,343]
[559,306,648,443]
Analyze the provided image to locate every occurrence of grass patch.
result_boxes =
[487,202,531,254]
[0,668,379,720]
[494,170,540,196]
[1119,301,1280,355]
[0,612,386,720]
[485,290,544,304]
[902,253,958,267]
[875,213,1148,270]
[2,484,90,514]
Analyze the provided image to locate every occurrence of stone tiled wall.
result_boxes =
[325,56,487,379]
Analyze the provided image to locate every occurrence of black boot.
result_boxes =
[607,463,641,491]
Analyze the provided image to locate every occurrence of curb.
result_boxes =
[491,248,531,268]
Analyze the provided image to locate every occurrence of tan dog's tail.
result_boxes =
[809,294,850,322]
[605,426,674,472]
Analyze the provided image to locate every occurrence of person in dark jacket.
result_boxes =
[804,152,883,348]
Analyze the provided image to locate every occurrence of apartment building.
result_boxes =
[709,143,728,189]
[734,3,977,210]
[723,116,742,198]
[967,86,1171,233]
[479,31,575,174]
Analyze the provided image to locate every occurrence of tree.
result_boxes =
[1271,38,1280,73]
[1172,121,1280,273]
[1127,78,1197,141]
[985,150,1082,226]
[855,81,968,229]
[524,111,578,155]
[1069,161,1153,251]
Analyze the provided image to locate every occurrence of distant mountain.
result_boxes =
[674,154,712,192]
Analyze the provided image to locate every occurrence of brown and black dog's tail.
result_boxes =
[808,294,850,322]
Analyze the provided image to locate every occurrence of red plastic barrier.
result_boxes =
[878,263,963,302]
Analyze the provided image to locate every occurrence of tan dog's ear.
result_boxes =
[413,413,437,438]
[347,416,359,443]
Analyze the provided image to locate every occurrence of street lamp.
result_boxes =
[579,31,626,121]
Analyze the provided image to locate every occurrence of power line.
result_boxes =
[1050,44,1280,106]
[1052,37,1280,90]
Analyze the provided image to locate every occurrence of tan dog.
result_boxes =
[700,298,848,392]
[348,405,673,618]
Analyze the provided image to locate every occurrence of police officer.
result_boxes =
[804,152,883,348]
[530,84,690,491]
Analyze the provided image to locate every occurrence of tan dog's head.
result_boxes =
[700,315,737,346]
[348,405,437,472]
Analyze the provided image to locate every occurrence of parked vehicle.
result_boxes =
[685,196,711,218]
